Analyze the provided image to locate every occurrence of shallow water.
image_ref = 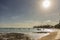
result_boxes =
[0,28,55,33]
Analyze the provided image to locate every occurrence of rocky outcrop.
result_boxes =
[0,33,31,40]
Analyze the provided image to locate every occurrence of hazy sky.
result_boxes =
[0,0,60,28]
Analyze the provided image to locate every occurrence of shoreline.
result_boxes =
[38,32,57,40]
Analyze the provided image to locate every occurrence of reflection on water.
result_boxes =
[0,28,55,33]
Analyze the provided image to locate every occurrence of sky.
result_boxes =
[0,0,60,28]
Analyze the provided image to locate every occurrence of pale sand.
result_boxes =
[55,30,60,40]
[38,32,57,40]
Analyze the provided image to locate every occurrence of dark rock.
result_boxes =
[0,33,31,40]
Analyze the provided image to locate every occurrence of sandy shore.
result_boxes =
[38,32,57,40]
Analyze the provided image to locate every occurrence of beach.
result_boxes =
[38,29,60,40]
[38,32,57,40]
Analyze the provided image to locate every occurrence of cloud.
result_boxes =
[42,20,59,25]
[0,20,59,28]
[11,16,19,20]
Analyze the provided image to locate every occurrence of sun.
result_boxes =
[43,0,51,8]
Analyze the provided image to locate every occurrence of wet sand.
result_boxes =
[38,32,57,40]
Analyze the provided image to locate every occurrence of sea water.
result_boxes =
[0,28,33,33]
[0,28,55,40]
[0,28,55,33]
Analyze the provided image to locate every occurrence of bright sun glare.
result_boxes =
[43,0,50,8]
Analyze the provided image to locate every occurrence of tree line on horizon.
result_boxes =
[33,23,60,29]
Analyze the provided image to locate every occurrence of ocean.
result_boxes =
[0,28,56,40]
[0,28,33,33]
[0,28,55,33]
